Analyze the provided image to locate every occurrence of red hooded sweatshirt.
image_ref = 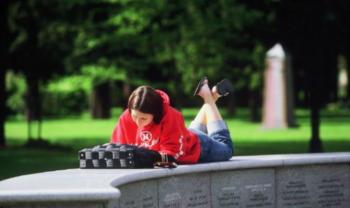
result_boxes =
[110,90,201,164]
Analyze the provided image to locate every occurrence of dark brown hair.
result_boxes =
[127,86,164,124]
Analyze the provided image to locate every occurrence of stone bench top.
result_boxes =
[0,152,350,203]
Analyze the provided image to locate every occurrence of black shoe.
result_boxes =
[215,79,233,96]
[193,77,208,96]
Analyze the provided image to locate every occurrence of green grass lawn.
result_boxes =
[1,108,350,181]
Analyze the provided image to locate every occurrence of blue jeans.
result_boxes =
[189,120,234,163]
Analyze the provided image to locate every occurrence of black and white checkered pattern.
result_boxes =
[79,144,160,169]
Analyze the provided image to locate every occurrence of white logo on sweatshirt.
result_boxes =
[139,131,159,148]
[174,135,184,159]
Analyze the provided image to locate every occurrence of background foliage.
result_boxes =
[1,0,350,175]
[5,0,277,118]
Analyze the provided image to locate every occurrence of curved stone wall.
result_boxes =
[0,153,349,208]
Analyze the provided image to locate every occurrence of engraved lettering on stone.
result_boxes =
[187,188,209,207]
[124,199,137,208]
[246,183,273,207]
[317,177,346,207]
[142,196,156,208]
[163,193,181,208]
[281,180,311,207]
[217,186,241,207]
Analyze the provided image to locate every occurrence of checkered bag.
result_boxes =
[79,144,167,169]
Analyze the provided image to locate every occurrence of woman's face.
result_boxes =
[131,109,154,128]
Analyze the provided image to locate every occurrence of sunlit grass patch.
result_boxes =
[2,107,350,181]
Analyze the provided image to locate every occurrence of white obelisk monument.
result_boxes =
[262,43,287,128]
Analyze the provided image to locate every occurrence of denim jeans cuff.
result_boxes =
[189,121,208,134]
[207,120,228,135]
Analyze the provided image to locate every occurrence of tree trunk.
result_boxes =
[0,0,10,147]
[123,81,131,101]
[226,97,236,117]
[91,81,111,119]
[285,53,298,127]
[25,76,42,140]
[0,69,5,147]
[249,89,260,122]
[308,54,323,153]
[307,66,323,153]
[301,3,324,153]
[309,91,323,152]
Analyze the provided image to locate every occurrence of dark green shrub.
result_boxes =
[42,76,90,118]
[42,89,88,117]
[5,71,26,119]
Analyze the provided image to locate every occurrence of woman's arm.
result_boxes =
[158,110,186,160]
[110,110,135,144]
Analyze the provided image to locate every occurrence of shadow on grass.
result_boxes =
[0,138,107,181]
[25,138,73,152]
[234,140,308,156]
[1,138,349,181]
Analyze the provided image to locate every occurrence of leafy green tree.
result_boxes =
[277,0,350,152]
[7,0,77,141]
[64,0,157,116]
[151,0,275,111]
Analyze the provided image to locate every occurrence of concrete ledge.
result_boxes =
[0,152,350,207]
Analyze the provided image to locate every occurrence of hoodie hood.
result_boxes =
[155,89,170,105]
